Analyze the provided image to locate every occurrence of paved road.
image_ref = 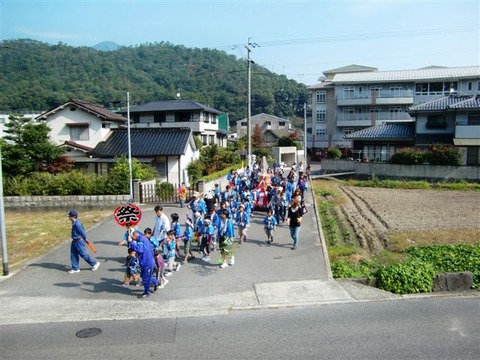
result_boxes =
[0,171,356,325]
[3,297,479,360]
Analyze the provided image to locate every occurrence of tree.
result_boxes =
[251,124,265,148]
[277,136,296,147]
[1,115,63,177]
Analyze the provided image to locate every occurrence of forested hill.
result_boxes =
[0,39,309,123]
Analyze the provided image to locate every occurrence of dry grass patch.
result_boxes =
[389,229,480,252]
[1,210,112,269]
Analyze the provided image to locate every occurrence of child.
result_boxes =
[235,203,250,244]
[165,230,181,274]
[123,248,140,286]
[181,216,196,263]
[200,216,215,262]
[143,227,159,250]
[218,209,235,269]
[263,209,278,244]
[171,213,182,257]
[154,247,169,289]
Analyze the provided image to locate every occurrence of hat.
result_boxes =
[239,204,245,208]
[193,191,200,198]
[67,210,78,218]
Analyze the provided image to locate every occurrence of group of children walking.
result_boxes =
[119,162,307,298]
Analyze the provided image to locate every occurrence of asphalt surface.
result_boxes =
[2,165,476,325]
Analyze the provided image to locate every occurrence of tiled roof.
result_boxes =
[408,95,480,111]
[37,99,127,123]
[91,128,193,157]
[332,66,480,83]
[344,123,415,140]
[61,140,93,152]
[416,133,454,146]
[129,99,222,114]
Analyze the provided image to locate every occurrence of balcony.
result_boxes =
[455,120,480,139]
[336,112,414,127]
[337,90,414,106]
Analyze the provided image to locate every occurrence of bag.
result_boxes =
[301,203,308,215]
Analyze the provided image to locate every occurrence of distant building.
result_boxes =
[307,65,480,164]
[235,113,294,146]
[123,99,228,147]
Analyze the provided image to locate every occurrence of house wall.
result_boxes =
[236,115,290,138]
[45,108,104,148]
[319,159,480,181]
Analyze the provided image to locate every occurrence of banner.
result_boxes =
[113,203,142,226]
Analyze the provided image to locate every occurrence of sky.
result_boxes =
[1,0,479,85]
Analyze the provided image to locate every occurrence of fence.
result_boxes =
[135,180,196,204]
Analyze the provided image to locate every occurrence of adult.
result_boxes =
[286,198,302,250]
[189,192,207,218]
[67,210,100,274]
[178,182,188,208]
[128,230,159,298]
[153,205,170,244]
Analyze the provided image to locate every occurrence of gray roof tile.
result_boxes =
[344,123,415,140]
[91,127,192,157]
[129,99,222,114]
[408,95,480,111]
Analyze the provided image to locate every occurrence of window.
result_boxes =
[370,85,382,92]
[343,108,355,114]
[69,125,89,141]
[154,113,166,123]
[370,107,381,113]
[132,114,140,124]
[343,86,354,96]
[209,135,215,145]
[241,121,247,127]
[390,85,403,91]
[315,128,326,136]
[316,110,326,122]
[212,115,217,124]
[468,82,473,91]
[415,81,458,95]
[279,121,285,126]
[343,128,354,135]
[426,115,447,129]
[203,113,210,123]
[316,91,326,103]
[467,113,480,125]
[176,112,193,122]
[201,135,208,145]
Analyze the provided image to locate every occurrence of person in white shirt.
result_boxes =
[153,205,170,244]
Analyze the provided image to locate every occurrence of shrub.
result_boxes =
[327,148,342,160]
[389,148,425,165]
[424,145,461,166]
[156,181,175,201]
[407,244,480,287]
[376,260,435,294]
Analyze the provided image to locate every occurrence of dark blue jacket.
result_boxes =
[129,234,155,269]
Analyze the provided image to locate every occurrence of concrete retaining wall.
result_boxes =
[4,195,131,212]
[320,159,480,181]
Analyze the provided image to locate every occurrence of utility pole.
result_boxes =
[245,40,252,168]
[245,38,258,168]
[127,92,133,200]
[304,102,308,166]
[0,145,9,276]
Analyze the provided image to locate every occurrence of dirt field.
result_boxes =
[335,187,480,253]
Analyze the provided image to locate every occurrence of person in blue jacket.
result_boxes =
[128,230,159,298]
[218,209,235,269]
[67,210,100,274]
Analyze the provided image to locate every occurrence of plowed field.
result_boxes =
[335,187,480,252]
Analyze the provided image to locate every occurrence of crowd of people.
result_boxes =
[117,160,310,298]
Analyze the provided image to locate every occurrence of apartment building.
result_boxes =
[307,65,480,160]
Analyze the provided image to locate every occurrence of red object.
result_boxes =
[113,203,142,226]
[86,240,97,253]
